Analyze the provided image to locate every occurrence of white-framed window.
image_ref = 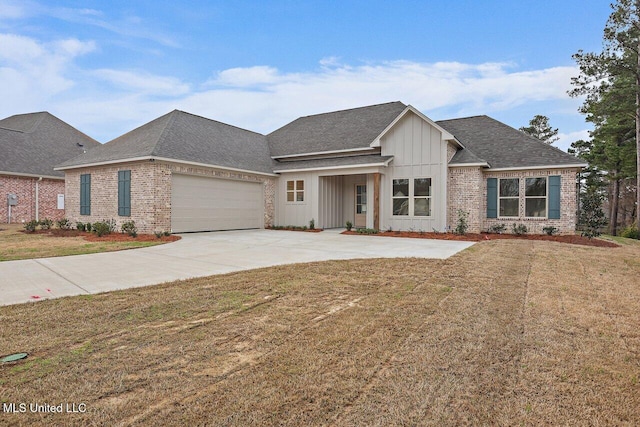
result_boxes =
[499,178,519,217]
[286,180,304,202]
[413,178,431,216]
[392,177,432,217]
[525,177,547,217]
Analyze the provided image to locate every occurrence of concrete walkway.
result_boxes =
[0,229,475,306]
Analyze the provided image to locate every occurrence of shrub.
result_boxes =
[56,218,72,230]
[579,190,607,239]
[76,222,85,232]
[345,221,353,231]
[356,228,378,235]
[39,218,53,230]
[106,219,117,233]
[154,231,164,239]
[511,223,528,236]
[163,231,171,237]
[121,220,137,237]
[24,220,39,233]
[454,209,469,235]
[620,224,640,240]
[542,226,559,236]
[309,218,315,230]
[92,221,112,237]
[487,223,506,234]
[85,222,92,232]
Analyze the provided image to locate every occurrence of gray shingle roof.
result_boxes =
[273,154,393,172]
[57,110,275,174]
[267,101,407,157]
[0,112,99,178]
[437,115,585,169]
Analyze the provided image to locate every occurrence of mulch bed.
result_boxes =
[267,227,324,233]
[22,229,181,243]
[341,230,619,248]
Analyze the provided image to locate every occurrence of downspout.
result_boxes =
[35,177,43,222]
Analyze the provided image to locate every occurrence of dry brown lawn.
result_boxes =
[0,224,172,261]
[1,238,639,426]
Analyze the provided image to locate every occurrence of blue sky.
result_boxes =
[0,0,613,151]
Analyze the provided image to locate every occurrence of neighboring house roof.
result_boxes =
[267,101,408,157]
[273,154,394,172]
[437,115,586,169]
[0,112,99,178]
[57,110,275,175]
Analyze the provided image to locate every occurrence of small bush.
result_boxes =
[487,223,506,234]
[56,218,72,230]
[154,231,164,239]
[356,228,378,235]
[39,218,53,230]
[511,223,528,236]
[542,226,559,236]
[454,209,469,235]
[24,220,39,233]
[121,220,137,237]
[85,222,92,232]
[106,219,117,233]
[163,231,171,237]
[620,224,640,240]
[309,219,315,230]
[345,221,353,231]
[76,222,85,232]
[92,221,112,237]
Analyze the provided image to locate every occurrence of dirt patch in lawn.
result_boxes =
[1,239,639,425]
[342,230,619,248]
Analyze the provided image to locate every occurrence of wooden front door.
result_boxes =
[355,184,367,228]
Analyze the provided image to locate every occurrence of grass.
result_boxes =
[0,239,639,425]
[0,224,167,261]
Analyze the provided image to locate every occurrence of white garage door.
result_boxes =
[171,174,263,233]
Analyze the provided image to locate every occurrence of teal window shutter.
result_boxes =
[118,170,131,216]
[487,178,497,218]
[548,175,561,219]
[80,174,91,215]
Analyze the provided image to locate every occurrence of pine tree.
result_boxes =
[519,115,559,144]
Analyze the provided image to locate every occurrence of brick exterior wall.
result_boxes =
[65,160,276,234]
[448,167,580,234]
[0,175,65,224]
[447,167,483,232]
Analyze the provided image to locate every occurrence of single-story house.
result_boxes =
[1,112,99,224]
[55,102,587,234]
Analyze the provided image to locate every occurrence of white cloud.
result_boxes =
[92,69,190,96]
[556,129,591,153]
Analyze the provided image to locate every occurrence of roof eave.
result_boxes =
[274,160,391,174]
[0,171,64,180]
[448,162,490,168]
[487,163,588,172]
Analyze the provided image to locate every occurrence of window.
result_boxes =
[80,174,91,215]
[414,178,431,216]
[499,178,519,217]
[392,179,409,215]
[525,177,547,217]
[356,185,367,214]
[286,180,304,202]
[392,178,432,217]
[118,170,131,216]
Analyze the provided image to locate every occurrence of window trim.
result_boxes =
[498,177,520,218]
[286,180,305,203]
[524,176,548,219]
[391,177,432,218]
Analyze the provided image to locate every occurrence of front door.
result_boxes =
[355,185,367,228]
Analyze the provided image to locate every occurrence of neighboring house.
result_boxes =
[0,112,99,224]
[55,102,587,234]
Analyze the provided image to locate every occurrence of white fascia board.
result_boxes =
[55,156,278,177]
[370,105,458,148]
[0,171,63,180]
[448,162,490,168]
[487,163,588,172]
[274,162,389,174]
[271,147,375,159]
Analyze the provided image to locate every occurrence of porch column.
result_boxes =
[373,173,380,230]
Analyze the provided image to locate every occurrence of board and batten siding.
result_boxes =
[379,112,448,232]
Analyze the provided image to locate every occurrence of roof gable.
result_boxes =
[437,115,585,169]
[0,112,99,178]
[267,101,407,157]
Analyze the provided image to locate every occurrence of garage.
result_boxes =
[171,174,263,233]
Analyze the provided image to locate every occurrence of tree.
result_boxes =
[519,115,559,144]
[570,0,640,230]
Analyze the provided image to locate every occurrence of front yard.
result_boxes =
[1,238,639,425]
[0,224,178,261]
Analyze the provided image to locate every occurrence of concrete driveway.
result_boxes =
[0,229,474,306]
